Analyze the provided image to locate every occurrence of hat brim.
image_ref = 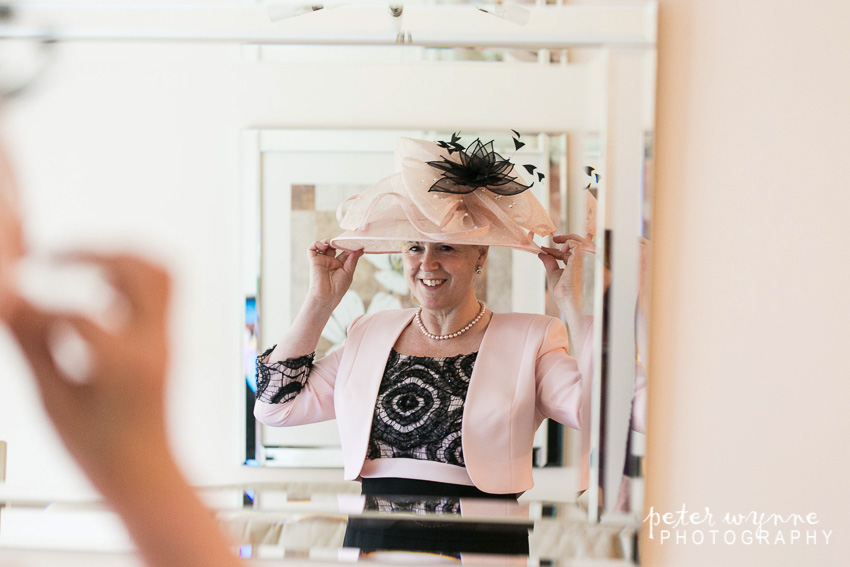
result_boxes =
[330,232,545,254]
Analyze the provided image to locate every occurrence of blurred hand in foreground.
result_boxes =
[0,251,243,567]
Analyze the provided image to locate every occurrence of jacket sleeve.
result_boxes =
[253,347,342,426]
[253,315,364,426]
[572,320,648,434]
[534,318,585,430]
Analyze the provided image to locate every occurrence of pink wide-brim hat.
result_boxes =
[330,137,556,254]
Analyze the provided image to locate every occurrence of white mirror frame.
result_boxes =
[3,0,657,525]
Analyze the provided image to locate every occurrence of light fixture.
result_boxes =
[475,2,530,26]
[387,4,411,44]
[267,2,346,23]
[268,2,530,28]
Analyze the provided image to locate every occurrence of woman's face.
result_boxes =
[401,241,487,312]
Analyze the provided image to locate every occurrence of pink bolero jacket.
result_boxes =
[254,308,589,494]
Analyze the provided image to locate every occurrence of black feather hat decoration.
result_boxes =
[427,131,545,196]
[585,165,600,199]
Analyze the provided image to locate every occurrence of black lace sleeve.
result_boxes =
[255,346,315,404]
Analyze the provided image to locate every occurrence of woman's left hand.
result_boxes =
[538,233,589,314]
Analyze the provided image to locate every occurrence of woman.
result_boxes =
[254,134,590,503]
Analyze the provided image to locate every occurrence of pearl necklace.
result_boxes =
[415,301,486,341]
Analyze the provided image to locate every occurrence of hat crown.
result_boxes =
[332,136,555,254]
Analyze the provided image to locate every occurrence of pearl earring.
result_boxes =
[476,266,482,274]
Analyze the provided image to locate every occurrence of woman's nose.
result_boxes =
[421,248,440,271]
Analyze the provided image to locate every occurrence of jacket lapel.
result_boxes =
[338,308,416,479]
[463,313,532,492]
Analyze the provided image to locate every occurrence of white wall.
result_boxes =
[645,0,850,564]
[1,42,258,494]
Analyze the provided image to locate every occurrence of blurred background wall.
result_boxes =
[645,0,850,564]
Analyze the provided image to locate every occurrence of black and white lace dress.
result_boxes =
[256,346,477,483]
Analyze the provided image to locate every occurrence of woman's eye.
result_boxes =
[439,245,454,252]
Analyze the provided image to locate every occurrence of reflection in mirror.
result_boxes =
[242,122,651,530]
[234,6,656,557]
[247,129,588,508]
[0,2,655,566]
[244,129,574,473]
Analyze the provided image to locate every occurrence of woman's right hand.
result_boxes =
[307,239,364,306]
[263,240,363,364]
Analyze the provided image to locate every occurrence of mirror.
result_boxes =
[239,4,656,523]
[0,1,655,564]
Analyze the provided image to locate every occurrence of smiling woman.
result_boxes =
[254,132,598,554]
[255,136,590,495]
[249,123,653,524]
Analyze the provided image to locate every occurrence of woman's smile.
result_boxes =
[401,241,487,315]
[420,278,447,288]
